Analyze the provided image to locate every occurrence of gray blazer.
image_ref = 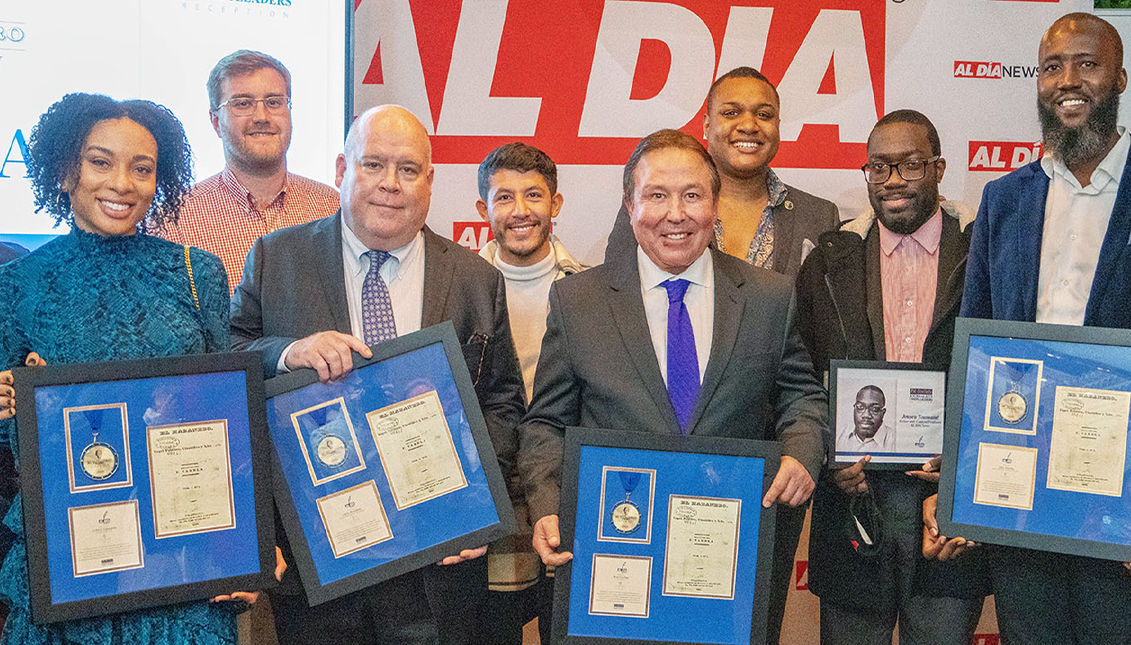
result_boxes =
[604,183,840,277]
[230,212,526,634]
[518,247,828,522]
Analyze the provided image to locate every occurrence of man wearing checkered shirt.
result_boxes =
[155,50,339,292]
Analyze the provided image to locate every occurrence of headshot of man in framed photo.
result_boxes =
[838,384,897,453]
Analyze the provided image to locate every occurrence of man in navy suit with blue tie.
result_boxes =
[928,12,1131,644]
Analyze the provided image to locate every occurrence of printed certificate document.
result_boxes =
[1047,386,1130,497]
[147,420,236,538]
[366,391,467,510]
[588,554,652,617]
[973,443,1039,510]
[68,500,144,577]
[315,480,393,558]
[662,495,741,599]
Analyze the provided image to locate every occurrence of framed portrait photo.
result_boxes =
[829,360,947,468]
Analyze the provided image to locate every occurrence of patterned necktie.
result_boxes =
[362,250,397,345]
[662,279,699,434]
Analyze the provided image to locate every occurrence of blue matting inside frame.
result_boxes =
[265,341,499,586]
[35,370,260,604]
[568,445,765,644]
[952,335,1131,546]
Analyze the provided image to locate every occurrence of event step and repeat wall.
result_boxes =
[0,0,345,251]
[349,1,1130,643]
[351,0,1131,273]
[4,0,1131,643]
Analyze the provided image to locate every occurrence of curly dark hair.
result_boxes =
[27,93,195,229]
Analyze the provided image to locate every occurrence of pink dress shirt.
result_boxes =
[878,208,942,362]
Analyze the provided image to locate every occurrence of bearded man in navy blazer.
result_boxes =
[518,129,827,642]
[231,105,525,645]
[927,12,1131,645]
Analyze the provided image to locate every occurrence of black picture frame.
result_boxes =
[829,359,948,469]
[553,427,780,645]
[14,351,276,624]
[264,321,515,606]
[938,317,1131,561]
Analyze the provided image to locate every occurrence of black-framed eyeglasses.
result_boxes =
[861,156,940,184]
[216,96,291,116]
[853,403,885,414]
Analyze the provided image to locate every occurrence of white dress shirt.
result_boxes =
[837,423,896,453]
[1037,128,1130,325]
[340,220,424,338]
[277,221,425,372]
[637,247,714,385]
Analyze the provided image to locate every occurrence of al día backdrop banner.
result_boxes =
[353,1,1131,642]
[352,0,1131,269]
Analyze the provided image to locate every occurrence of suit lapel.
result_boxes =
[864,228,886,360]
[687,251,744,433]
[771,199,794,275]
[607,255,681,433]
[927,214,967,339]
[1016,167,1049,321]
[420,227,454,328]
[317,212,352,334]
[1085,145,1131,324]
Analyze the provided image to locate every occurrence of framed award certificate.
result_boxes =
[829,360,947,468]
[938,318,1131,561]
[264,322,515,605]
[14,351,275,624]
[554,427,779,645]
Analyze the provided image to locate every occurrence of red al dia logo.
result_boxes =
[969,141,1043,171]
[453,222,493,251]
[955,61,1002,79]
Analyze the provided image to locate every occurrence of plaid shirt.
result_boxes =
[157,168,339,293]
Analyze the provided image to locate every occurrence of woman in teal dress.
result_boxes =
[0,93,244,644]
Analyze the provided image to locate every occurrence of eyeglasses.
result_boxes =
[216,96,291,116]
[861,156,940,184]
[853,403,885,414]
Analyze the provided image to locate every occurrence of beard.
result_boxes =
[1039,87,1121,168]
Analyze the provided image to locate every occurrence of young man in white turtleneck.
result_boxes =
[475,142,585,644]
[477,143,587,402]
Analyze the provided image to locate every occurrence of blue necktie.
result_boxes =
[362,250,397,345]
[662,279,699,434]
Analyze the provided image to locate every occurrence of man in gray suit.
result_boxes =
[520,129,827,635]
[231,105,525,645]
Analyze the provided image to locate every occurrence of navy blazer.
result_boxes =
[962,148,1131,328]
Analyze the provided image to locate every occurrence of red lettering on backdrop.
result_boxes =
[354,0,885,168]
[968,140,1043,171]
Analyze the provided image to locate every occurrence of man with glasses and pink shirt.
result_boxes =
[796,110,988,645]
[154,50,339,292]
